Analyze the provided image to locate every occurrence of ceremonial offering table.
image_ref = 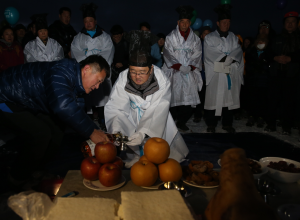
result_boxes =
[56,170,300,215]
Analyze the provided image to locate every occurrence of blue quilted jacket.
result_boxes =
[0,59,98,138]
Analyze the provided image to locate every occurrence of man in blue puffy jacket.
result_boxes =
[0,55,110,185]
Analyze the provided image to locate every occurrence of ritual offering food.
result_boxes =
[118,190,194,220]
[158,159,183,182]
[80,157,102,181]
[98,163,122,187]
[268,161,300,173]
[94,141,117,164]
[205,148,280,220]
[131,138,183,186]
[247,158,262,174]
[144,137,170,164]
[46,197,119,220]
[183,160,219,186]
[130,160,158,187]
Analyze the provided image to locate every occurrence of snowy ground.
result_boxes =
[0,117,299,148]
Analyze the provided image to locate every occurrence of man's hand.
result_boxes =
[90,129,109,144]
[115,63,123,68]
[68,51,71,58]
[274,55,291,64]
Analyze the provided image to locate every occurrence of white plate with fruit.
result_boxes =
[80,142,125,190]
[83,175,126,191]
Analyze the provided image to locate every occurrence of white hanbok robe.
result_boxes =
[162,26,203,107]
[24,37,64,62]
[71,31,114,108]
[105,66,189,167]
[204,30,244,116]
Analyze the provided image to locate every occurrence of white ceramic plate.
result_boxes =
[83,175,126,191]
[141,179,164,190]
[218,158,268,179]
[182,179,219,189]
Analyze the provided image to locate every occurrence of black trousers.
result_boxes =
[0,105,64,180]
[266,74,297,129]
[170,105,194,124]
[194,83,206,119]
[247,86,268,118]
[205,107,233,127]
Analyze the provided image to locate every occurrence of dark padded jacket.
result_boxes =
[0,59,98,138]
[48,20,77,57]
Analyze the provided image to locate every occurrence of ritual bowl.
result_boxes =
[259,157,300,183]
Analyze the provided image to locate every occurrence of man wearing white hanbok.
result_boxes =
[204,4,244,133]
[105,31,189,168]
[71,3,114,129]
[162,6,203,131]
[24,14,64,62]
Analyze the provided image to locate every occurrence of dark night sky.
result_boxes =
[2,0,300,38]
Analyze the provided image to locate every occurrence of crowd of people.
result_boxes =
[0,3,300,187]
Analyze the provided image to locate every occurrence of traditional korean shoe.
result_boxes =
[256,117,265,128]
[264,125,276,132]
[176,122,189,131]
[246,116,255,127]
[193,117,201,123]
[222,126,236,133]
[206,126,215,133]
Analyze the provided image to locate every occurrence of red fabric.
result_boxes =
[179,28,190,41]
[0,41,24,72]
[284,11,299,18]
[171,63,181,70]
[189,65,196,71]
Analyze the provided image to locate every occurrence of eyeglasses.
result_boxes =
[129,68,151,76]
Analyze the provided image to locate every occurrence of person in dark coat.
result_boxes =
[48,7,77,58]
[110,24,129,85]
[245,34,272,127]
[0,26,24,72]
[22,19,36,48]
[0,55,110,186]
[264,12,300,135]
[13,24,26,47]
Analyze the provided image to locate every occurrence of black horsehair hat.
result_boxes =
[30,13,48,32]
[80,3,98,19]
[176,6,194,20]
[214,4,232,21]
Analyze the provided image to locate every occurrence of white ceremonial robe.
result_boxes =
[162,26,203,107]
[71,31,114,108]
[24,37,64,62]
[105,66,189,167]
[204,30,244,116]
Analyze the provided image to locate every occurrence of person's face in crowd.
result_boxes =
[59,10,71,25]
[177,19,191,32]
[1,29,14,43]
[84,17,97,31]
[129,65,153,85]
[201,30,211,40]
[284,17,298,33]
[158,38,165,47]
[140,26,150,32]
[31,24,36,35]
[259,26,269,35]
[16,29,26,38]
[81,64,106,94]
[112,33,123,44]
[256,40,266,50]
[217,19,230,32]
[38,29,48,42]
[244,39,250,49]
